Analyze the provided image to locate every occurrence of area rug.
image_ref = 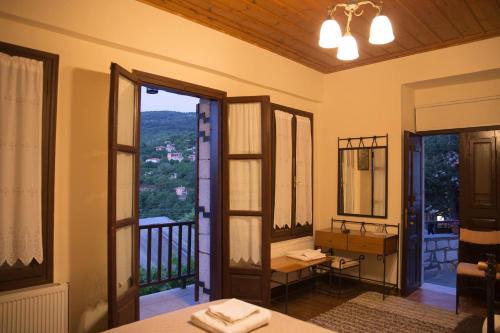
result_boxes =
[309,292,483,333]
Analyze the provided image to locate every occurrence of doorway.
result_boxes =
[403,128,500,301]
[107,65,273,327]
[137,86,209,319]
[422,134,459,293]
[107,64,225,327]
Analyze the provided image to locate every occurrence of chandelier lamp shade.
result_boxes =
[319,19,342,48]
[319,0,395,61]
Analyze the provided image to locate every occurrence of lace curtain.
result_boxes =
[229,216,261,266]
[295,116,313,226]
[273,110,292,229]
[0,52,44,266]
[228,102,262,266]
[373,149,386,216]
[342,150,357,213]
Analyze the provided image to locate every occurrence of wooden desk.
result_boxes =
[271,256,333,273]
[315,228,399,296]
[270,256,333,313]
[316,229,398,255]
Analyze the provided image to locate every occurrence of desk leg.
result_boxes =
[313,267,317,290]
[285,273,289,314]
[338,266,342,296]
[383,256,386,299]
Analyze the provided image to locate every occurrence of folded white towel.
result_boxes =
[208,298,259,323]
[286,249,326,261]
[191,306,271,333]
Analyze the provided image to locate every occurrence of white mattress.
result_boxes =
[104,299,336,333]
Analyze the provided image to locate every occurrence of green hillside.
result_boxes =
[139,111,196,221]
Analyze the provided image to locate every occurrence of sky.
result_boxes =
[140,86,199,113]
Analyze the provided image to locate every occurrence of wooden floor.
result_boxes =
[407,286,491,317]
[270,280,389,321]
[270,279,489,321]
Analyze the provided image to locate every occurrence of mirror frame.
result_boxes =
[337,136,388,218]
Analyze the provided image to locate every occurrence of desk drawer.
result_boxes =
[348,235,384,254]
[315,231,348,250]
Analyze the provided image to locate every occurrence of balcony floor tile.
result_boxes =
[140,284,210,320]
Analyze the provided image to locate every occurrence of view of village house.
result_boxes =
[139,110,197,221]
[138,110,198,295]
[143,142,194,201]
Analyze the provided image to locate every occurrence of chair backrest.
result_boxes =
[460,228,500,245]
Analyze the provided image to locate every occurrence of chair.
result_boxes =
[456,228,500,314]
[478,255,500,333]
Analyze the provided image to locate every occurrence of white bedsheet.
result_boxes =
[104,299,336,333]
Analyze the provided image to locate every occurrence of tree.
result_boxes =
[139,111,197,221]
[424,134,459,220]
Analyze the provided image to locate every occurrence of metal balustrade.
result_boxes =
[139,220,195,289]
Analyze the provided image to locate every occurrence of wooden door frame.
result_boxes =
[416,125,500,136]
[401,124,500,295]
[0,41,58,292]
[401,131,422,296]
[132,70,226,300]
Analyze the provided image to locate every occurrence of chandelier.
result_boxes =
[319,0,395,61]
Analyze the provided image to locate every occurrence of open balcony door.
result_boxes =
[107,63,140,327]
[222,96,271,306]
[402,131,423,296]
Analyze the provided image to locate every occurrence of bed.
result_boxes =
[104,300,334,333]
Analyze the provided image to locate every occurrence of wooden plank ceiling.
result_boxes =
[139,0,500,73]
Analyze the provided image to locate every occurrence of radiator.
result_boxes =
[0,283,68,333]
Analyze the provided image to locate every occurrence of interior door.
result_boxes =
[222,96,271,306]
[459,130,500,263]
[402,131,423,296]
[107,63,140,327]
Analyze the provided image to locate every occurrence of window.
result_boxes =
[0,42,58,291]
[271,104,313,242]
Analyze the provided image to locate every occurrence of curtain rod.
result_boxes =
[338,134,388,141]
[331,218,400,234]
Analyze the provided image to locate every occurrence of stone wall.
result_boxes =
[423,234,459,272]
[198,101,211,293]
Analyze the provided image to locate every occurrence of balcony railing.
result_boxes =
[139,220,195,289]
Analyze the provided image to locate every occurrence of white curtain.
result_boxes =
[295,116,312,226]
[229,160,261,211]
[228,102,262,267]
[0,52,44,266]
[229,216,261,267]
[273,111,292,229]
[116,152,134,220]
[228,102,261,154]
[373,149,386,216]
[342,150,357,214]
[116,226,133,298]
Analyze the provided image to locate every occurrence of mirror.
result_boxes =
[338,137,387,218]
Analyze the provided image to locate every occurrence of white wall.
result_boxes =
[318,37,500,284]
[2,0,500,330]
[414,76,500,131]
